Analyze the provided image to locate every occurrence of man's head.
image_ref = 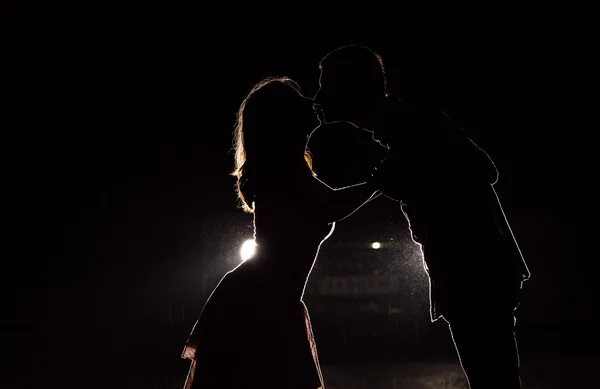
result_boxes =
[313,45,388,127]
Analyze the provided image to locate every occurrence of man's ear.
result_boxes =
[369,94,391,124]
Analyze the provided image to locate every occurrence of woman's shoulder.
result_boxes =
[199,262,262,321]
[213,261,258,293]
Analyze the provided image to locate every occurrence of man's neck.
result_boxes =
[366,95,399,147]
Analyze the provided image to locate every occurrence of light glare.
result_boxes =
[240,239,257,261]
[372,242,381,249]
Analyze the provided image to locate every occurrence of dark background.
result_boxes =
[8,10,590,389]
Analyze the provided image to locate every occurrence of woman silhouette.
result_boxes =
[181,77,379,388]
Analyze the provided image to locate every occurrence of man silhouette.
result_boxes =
[311,45,530,389]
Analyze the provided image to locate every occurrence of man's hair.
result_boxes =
[319,45,388,97]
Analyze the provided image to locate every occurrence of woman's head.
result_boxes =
[232,77,318,213]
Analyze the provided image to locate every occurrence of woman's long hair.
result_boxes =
[231,76,314,213]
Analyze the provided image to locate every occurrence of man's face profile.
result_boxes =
[313,66,348,123]
[314,63,376,127]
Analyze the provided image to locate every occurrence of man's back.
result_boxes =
[379,98,529,283]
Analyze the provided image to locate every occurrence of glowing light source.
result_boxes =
[240,239,257,261]
[371,242,381,249]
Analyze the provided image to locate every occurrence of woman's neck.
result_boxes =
[249,236,321,298]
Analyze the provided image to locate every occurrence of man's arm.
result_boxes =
[440,110,499,185]
[306,122,388,190]
[308,173,381,223]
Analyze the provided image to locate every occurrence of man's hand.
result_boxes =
[369,156,401,201]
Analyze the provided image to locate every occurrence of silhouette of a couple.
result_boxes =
[181,45,530,389]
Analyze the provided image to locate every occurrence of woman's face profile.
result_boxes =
[298,94,321,133]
